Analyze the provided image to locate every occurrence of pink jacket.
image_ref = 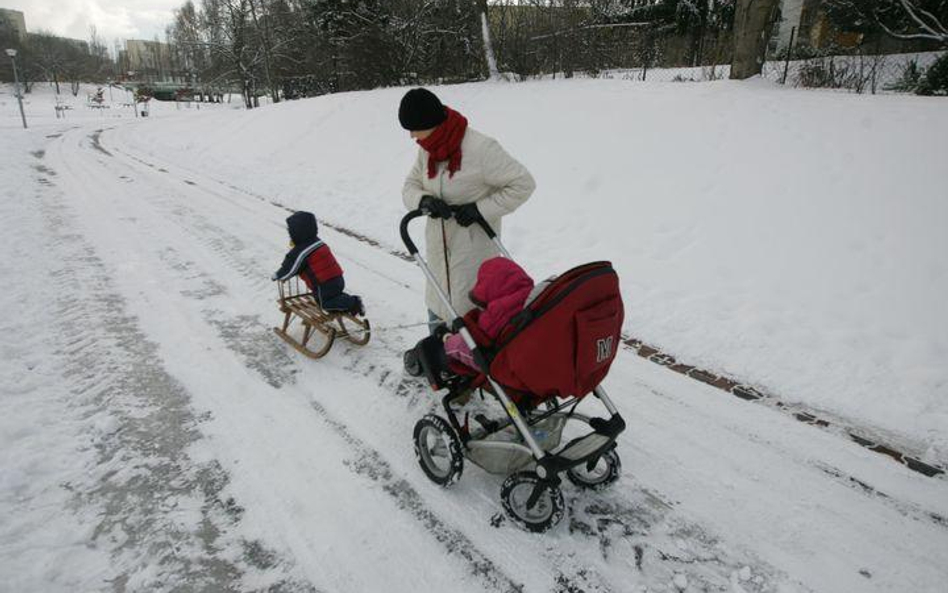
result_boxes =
[445,257,534,367]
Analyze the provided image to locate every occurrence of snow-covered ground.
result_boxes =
[2,79,947,592]
[83,77,948,461]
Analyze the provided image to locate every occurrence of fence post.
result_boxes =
[641,27,652,82]
[781,26,796,85]
[871,37,881,94]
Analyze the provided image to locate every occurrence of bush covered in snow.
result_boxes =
[916,53,948,95]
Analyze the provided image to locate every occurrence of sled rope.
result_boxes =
[363,321,431,333]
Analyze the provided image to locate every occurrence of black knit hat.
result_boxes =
[398,88,447,131]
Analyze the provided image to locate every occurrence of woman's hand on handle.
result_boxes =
[453,202,483,228]
[419,195,453,219]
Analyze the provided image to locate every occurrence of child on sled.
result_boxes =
[272,211,365,316]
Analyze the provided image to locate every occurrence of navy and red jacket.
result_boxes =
[272,211,343,290]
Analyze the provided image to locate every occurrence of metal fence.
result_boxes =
[761,48,945,94]
[276,19,946,99]
[503,23,735,83]
[514,41,944,93]
[504,21,946,92]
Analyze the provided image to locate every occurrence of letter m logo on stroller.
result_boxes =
[596,336,615,363]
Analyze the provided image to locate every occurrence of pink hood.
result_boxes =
[470,257,534,339]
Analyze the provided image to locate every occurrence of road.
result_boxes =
[3,116,946,593]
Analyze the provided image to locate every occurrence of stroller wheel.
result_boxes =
[404,348,423,377]
[566,448,622,491]
[500,472,565,533]
[413,415,464,486]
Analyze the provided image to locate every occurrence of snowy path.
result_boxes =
[3,115,947,592]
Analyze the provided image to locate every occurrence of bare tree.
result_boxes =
[248,0,278,102]
[28,32,73,93]
[824,0,948,45]
[475,0,500,78]
[876,0,947,43]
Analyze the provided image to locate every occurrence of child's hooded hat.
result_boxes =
[287,211,318,246]
[469,257,534,339]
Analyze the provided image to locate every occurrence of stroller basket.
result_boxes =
[467,415,568,474]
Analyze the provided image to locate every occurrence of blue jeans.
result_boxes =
[318,276,360,312]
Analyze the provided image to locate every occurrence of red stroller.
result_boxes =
[401,209,626,532]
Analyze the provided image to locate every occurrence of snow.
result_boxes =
[90,77,948,461]
[0,128,116,591]
[2,78,947,592]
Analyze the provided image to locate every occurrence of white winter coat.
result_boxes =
[402,128,536,321]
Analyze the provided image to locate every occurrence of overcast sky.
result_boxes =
[4,0,179,44]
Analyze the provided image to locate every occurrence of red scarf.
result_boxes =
[417,106,468,180]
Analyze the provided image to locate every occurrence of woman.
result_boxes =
[399,87,536,329]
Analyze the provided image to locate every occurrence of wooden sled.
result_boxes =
[274,277,370,359]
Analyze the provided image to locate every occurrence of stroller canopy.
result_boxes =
[489,262,624,402]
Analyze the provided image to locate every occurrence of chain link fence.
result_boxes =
[511,24,945,93]
[762,46,946,94]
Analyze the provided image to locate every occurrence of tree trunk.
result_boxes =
[476,0,499,79]
[249,0,279,104]
[730,0,780,80]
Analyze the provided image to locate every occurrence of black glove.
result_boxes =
[419,196,452,219]
[454,202,482,227]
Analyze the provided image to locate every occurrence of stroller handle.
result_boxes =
[400,209,427,255]
[399,207,510,259]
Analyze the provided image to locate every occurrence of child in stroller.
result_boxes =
[272,211,364,316]
[442,257,534,371]
[401,209,626,533]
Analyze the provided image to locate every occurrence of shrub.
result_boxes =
[885,59,922,92]
[916,54,948,96]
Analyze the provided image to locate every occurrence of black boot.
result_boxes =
[403,348,423,377]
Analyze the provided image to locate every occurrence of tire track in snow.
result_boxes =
[336,336,786,593]
[307,398,525,593]
[149,244,527,592]
[33,140,315,593]
[624,340,945,479]
[812,463,948,529]
[631,378,948,535]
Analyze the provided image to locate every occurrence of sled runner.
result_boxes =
[274,276,370,359]
[401,208,626,533]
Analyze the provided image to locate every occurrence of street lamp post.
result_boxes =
[5,49,27,129]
